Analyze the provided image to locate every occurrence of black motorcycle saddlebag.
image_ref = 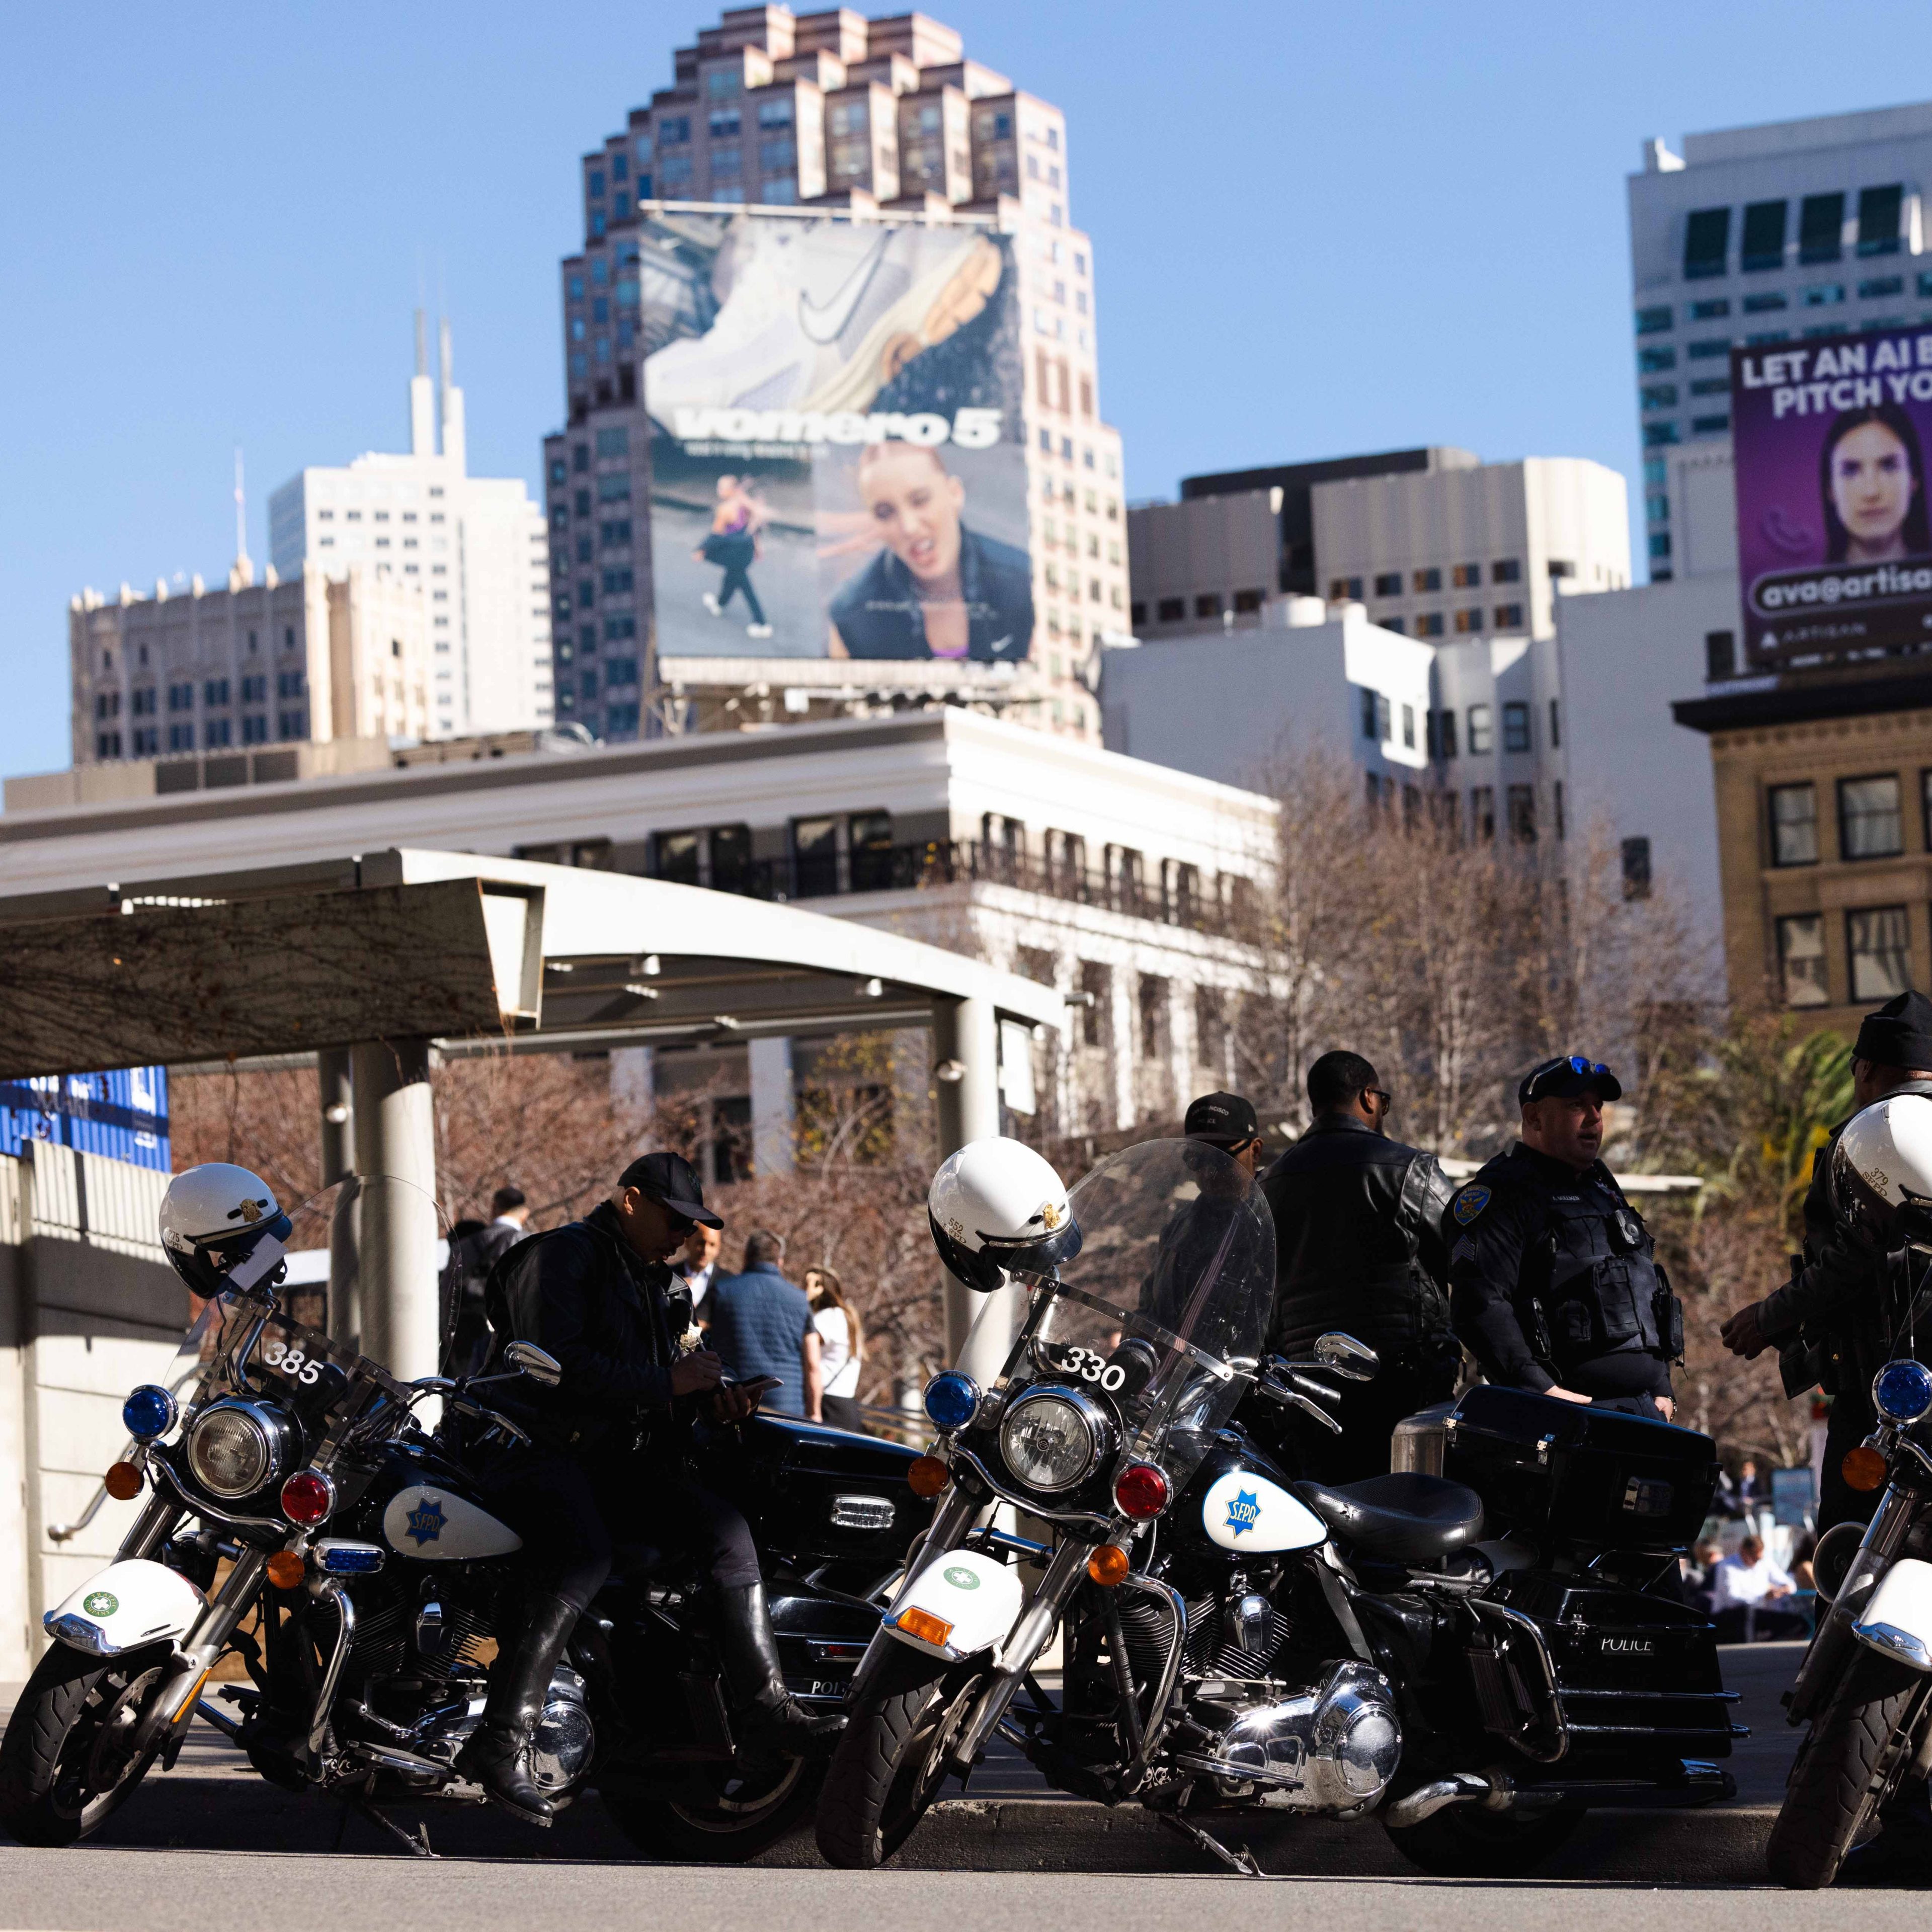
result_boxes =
[725,1414,930,1566]
[1444,1386,1717,1549]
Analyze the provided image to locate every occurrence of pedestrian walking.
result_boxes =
[805,1265,866,1432]
[705,1227,820,1418]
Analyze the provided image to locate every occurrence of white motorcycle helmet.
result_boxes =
[159,1163,293,1299]
[927,1137,1082,1294]
[1832,1094,1932,1253]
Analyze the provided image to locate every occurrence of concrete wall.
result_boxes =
[0,1146,186,1679]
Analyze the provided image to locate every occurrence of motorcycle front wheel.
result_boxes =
[0,1641,174,1847]
[602,1755,822,1863]
[815,1645,982,1869]
[1766,1646,1925,1889]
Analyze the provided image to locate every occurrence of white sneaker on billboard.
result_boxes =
[643,222,1003,421]
[702,592,722,616]
[746,623,774,639]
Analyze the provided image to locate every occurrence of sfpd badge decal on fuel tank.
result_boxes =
[404,1497,447,1546]
[1225,1489,1261,1537]
[1453,1186,1491,1226]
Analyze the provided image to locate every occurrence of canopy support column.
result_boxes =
[318,1047,358,1345]
[350,1037,439,1382]
[934,995,1014,1383]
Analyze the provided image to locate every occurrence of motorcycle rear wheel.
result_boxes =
[602,1756,822,1863]
[0,1641,173,1848]
[1766,1646,1924,1889]
[1383,1801,1581,1877]
[815,1646,978,1870]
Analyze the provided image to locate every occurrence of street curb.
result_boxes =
[28,1774,1776,1880]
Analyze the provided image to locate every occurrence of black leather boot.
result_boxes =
[715,1581,846,1757]
[455,1591,579,1825]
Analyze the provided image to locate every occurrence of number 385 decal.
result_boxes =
[260,1339,323,1385]
[1051,1345,1128,1393]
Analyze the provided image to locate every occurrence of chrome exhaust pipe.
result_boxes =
[1384,1769,1514,1828]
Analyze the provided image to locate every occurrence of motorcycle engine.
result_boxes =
[529,1666,596,1791]
[1178,1661,1401,1814]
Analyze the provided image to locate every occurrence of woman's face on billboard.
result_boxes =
[1831,420,1917,555]
[860,446,965,585]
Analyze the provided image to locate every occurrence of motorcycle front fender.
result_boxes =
[881,1548,1024,1663]
[1855,1557,1932,1670]
[43,1559,206,1659]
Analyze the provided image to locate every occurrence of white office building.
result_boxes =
[1629,101,1932,578]
[270,317,553,739]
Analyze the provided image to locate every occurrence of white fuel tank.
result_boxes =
[381,1484,523,1561]
[1199,1469,1327,1554]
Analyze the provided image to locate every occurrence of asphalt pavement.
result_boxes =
[1,1642,1915,1930]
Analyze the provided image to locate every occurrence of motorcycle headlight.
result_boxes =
[186,1399,293,1500]
[1875,1358,1932,1426]
[999,1386,1106,1493]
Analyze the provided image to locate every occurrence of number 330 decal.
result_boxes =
[261,1339,322,1385]
[1056,1346,1127,1393]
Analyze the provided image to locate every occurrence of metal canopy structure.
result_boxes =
[0,848,1061,1383]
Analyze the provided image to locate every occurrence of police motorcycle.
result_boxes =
[817,1137,1739,1877]
[0,1165,924,1857]
[1764,1094,1932,1888]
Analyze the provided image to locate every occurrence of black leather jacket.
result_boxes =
[1259,1115,1456,1362]
[483,1202,694,1458]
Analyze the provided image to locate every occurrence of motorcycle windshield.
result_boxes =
[999,1138,1275,1496]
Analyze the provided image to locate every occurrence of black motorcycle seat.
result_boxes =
[1289,1472,1485,1564]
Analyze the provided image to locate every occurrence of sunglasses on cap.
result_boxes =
[1521,1055,1613,1101]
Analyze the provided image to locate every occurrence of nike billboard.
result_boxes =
[1732,322,1932,666]
[640,210,1034,665]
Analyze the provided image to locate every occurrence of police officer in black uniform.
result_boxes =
[1721,990,1932,1532]
[1446,1055,1681,1420]
[457,1151,840,1826]
[1261,1052,1460,1479]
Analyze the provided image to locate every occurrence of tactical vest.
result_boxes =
[1529,1183,1682,1372]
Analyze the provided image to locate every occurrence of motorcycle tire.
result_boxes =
[1383,1802,1582,1877]
[601,1757,822,1863]
[815,1645,977,1870]
[0,1640,173,1848]
[1766,1646,1925,1889]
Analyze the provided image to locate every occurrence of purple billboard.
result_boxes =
[1732,324,1932,666]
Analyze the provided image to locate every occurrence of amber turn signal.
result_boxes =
[265,1551,307,1590]
[897,1606,954,1648]
[1087,1544,1131,1587]
[1843,1445,1890,1493]
[907,1455,952,1499]
[103,1462,144,1501]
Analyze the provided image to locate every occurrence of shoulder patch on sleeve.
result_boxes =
[1453,1184,1491,1226]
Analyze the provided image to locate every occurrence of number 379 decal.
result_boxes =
[260,1338,323,1386]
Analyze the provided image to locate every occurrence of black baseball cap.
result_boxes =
[1518,1055,1623,1105]
[616,1150,723,1229]
[1183,1091,1260,1148]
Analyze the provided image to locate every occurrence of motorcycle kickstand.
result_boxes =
[350,1798,440,1860]
[1159,1802,1260,1878]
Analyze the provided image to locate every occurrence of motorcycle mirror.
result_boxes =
[504,1340,562,1387]
[1314,1333,1379,1382]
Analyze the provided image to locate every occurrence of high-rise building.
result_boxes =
[270,316,553,737]
[1627,102,1932,580]
[542,6,1126,744]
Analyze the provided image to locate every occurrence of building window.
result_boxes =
[1622,836,1652,900]
[1327,575,1364,601]
[1683,206,1731,279]
[1741,198,1788,272]
[1638,346,1677,374]
[1373,571,1402,597]
[1193,593,1221,619]
[1233,587,1264,613]
[1507,784,1537,842]
[1800,191,1845,264]
[1635,305,1673,335]
[1401,703,1416,750]
[1691,297,1732,319]
[1494,602,1524,629]
[1641,383,1679,409]
[1849,905,1913,1000]
[1156,597,1183,622]
[95,731,121,759]
[277,710,307,740]
[1471,786,1496,841]
[1859,184,1905,257]
[1413,611,1444,637]
[1777,914,1830,1007]
[1077,960,1110,1048]
[1706,629,1736,679]
[1430,708,1458,759]
[1548,698,1561,749]
[1492,558,1521,584]
[1138,975,1168,1060]
[1412,567,1441,593]
[1502,701,1531,753]
[1840,774,1903,859]
[1467,704,1493,755]
[1644,422,1682,447]
[1769,783,1820,866]
[241,715,269,744]
[1453,607,1484,633]
[1451,562,1480,588]
[205,718,232,747]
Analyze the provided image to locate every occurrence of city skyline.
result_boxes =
[8,1,1932,781]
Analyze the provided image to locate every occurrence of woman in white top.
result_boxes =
[805,1265,865,1433]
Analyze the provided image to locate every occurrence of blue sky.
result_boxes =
[7,1,1932,779]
